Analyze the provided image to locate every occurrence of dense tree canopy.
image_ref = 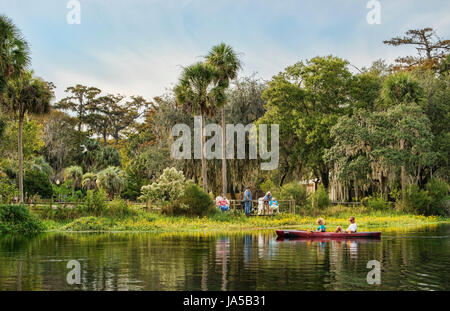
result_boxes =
[0,16,448,216]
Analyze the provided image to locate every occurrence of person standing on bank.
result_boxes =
[243,186,252,216]
[263,191,272,214]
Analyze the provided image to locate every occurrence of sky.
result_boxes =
[1,0,450,101]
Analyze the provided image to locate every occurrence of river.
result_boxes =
[0,224,448,291]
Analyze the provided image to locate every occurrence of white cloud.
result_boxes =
[47,44,205,101]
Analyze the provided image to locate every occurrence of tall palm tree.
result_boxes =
[205,43,241,196]
[3,71,53,203]
[0,15,30,94]
[174,62,225,192]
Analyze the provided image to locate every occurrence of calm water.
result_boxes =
[0,224,449,291]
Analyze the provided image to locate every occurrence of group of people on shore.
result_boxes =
[217,186,279,215]
[243,186,279,215]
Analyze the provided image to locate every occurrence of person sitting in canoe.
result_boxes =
[335,216,357,233]
[316,218,326,232]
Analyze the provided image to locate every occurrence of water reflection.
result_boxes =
[257,233,279,260]
[244,235,252,267]
[215,237,229,291]
[0,225,449,291]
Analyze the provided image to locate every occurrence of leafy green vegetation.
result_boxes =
[399,178,449,216]
[0,205,44,234]
[82,190,108,216]
[44,207,449,233]
[23,169,53,199]
[363,195,390,211]
[0,16,449,225]
[278,182,308,208]
[310,185,331,210]
[176,183,214,216]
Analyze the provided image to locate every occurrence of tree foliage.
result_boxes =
[96,166,125,199]
[0,15,30,93]
[139,167,186,204]
[384,28,450,71]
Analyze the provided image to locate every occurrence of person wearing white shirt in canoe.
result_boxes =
[335,216,357,233]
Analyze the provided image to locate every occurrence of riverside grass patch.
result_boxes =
[0,204,44,234]
[49,206,449,233]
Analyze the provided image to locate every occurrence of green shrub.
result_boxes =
[139,167,186,205]
[71,190,85,202]
[106,198,134,218]
[0,179,18,204]
[397,180,449,216]
[121,168,147,201]
[259,179,277,194]
[365,194,390,210]
[400,185,431,215]
[52,182,72,202]
[310,185,331,210]
[82,190,107,216]
[425,178,449,216]
[24,170,53,199]
[177,183,214,216]
[39,205,82,221]
[279,182,308,207]
[0,205,44,234]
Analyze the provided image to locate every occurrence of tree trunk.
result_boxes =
[230,184,236,200]
[280,172,287,187]
[380,172,384,199]
[201,115,208,192]
[221,107,227,196]
[320,170,329,189]
[400,139,406,200]
[401,165,406,200]
[114,132,120,145]
[18,115,24,204]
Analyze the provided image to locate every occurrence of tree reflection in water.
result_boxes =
[0,225,448,291]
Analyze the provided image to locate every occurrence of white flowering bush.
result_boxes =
[139,167,186,205]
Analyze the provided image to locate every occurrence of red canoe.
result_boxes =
[276,230,381,239]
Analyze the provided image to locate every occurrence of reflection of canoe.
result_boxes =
[275,230,381,239]
[276,237,381,243]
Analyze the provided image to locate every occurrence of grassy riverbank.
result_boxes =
[40,206,450,234]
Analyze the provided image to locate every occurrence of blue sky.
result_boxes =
[1,0,450,100]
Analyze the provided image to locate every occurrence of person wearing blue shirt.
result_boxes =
[243,186,252,216]
[316,218,326,232]
[269,198,279,214]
